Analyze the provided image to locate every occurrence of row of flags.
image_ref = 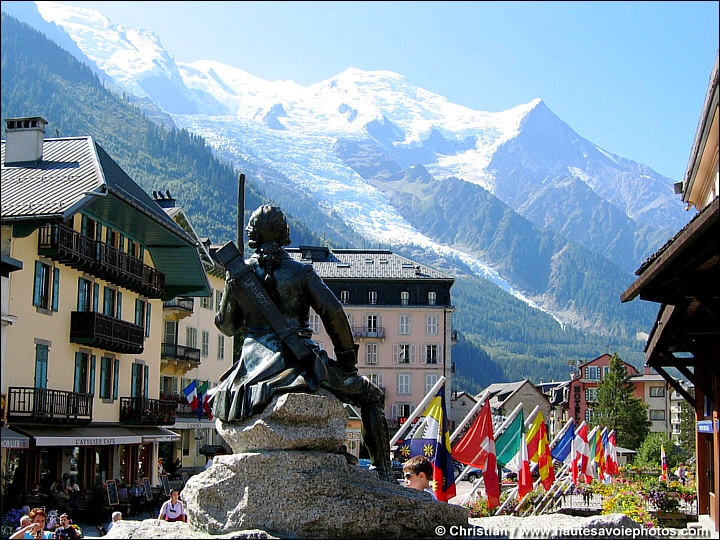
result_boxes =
[394,383,620,510]
[182,380,213,420]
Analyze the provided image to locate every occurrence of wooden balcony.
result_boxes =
[70,311,144,354]
[38,223,165,298]
[162,296,194,321]
[6,386,93,424]
[119,397,176,425]
[352,326,385,339]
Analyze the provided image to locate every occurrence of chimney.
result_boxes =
[4,116,48,164]
[153,189,176,208]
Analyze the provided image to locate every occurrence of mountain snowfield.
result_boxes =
[26,1,692,331]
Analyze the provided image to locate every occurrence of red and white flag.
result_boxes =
[605,430,619,476]
[572,423,591,484]
[517,425,533,500]
[452,400,500,509]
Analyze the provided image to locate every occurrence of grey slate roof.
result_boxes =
[1,136,210,298]
[285,248,453,281]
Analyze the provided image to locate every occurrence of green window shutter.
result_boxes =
[90,355,96,395]
[77,277,83,311]
[144,365,149,398]
[99,358,108,399]
[145,302,152,337]
[34,344,48,389]
[113,359,120,400]
[74,352,83,393]
[33,261,43,306]
[93,283,99,312]
[116,291,123,319]
[131,363,139,398]
[51,268,60,311]
[135,299,143,326]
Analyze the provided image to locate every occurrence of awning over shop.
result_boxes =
[14,425,142,446]
[2,426,30,449]
[172,419,215,430]
[129,426,181,442]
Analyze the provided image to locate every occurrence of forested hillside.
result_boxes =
[1,12,648,389]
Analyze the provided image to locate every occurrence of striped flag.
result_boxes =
[183,380,198,412]
[526,412,555,491]
[197,380,211,420]
[572,423,591,484]
[498,410,533,500]
[402,386,456,501]
[605,430,619,475]
[595,428,606,480]
[661,443,668,481]
[452,399,500,508]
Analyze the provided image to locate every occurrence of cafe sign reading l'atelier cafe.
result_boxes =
[8,426,179,447]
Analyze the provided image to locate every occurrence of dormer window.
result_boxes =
[400,291,409,305]
[340,290,350,304]
[368,290,377,305]
[428,291,437,305]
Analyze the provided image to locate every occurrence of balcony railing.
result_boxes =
[161,343,201,364]
[119,397,176,425]
[70,311,144,354]
[38,223,165,298]
[352,326,385,339]
[6,386,93,424]
[163,297,194,311]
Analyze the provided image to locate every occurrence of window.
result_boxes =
[398,315,411,335]
[200,296,212,309]
[135,299,146,327]
[33,261,59,312]
[400,291,409,305]
[34,344,49,389]
[309,313,320,334]
[397,373,411,395]
[217,335,225,360]
[215,289,223,311]
[425,373,438,394]
[77,278,93,312]
[649,386,665,397]
[366,315,379,336]
[186,327,198,348]
[99,356,116,400]
[394,343,414,364]
[426,315,438,335]
[585,408,595,422]
[164,321,177,345]
[394,403,413,421]
[103,287,116,317]
[585,388,598,402]
[585,366,601,380]
[365,343,378,364]
[201,331,210,357]
[368,290,377,305]
[340,290,350,304]
[367,373,382,388]
[424,344,439,364]
[428,291,436,305]
[650,409,666,421]
[73,352,92,394]
[131,362,149,398]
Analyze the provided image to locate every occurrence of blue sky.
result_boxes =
[55,1,718,182]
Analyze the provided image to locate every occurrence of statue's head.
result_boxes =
[246,205,291,249]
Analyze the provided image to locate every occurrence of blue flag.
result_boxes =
[551,419,575,463]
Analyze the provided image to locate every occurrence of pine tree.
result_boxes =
[595,353,650,450]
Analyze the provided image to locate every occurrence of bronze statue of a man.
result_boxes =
[209,204,393,482]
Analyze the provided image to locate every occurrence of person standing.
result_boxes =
[158,489,186,522]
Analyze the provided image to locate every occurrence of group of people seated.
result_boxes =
[9,507,80,539]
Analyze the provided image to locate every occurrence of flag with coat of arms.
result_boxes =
[397,386,456,502]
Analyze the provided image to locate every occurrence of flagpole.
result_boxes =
[492,405,541,515]
[457,402,524,504]
[389,376,446,448]
[512,420,585,516]
[450,390,490,443]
